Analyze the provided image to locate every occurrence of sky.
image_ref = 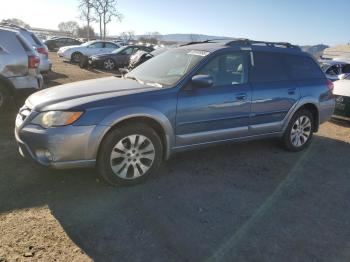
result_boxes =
[1,0,349,45]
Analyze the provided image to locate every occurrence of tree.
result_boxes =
[92,0,123,39]
[77,25,96,38]
[1,18,30,28]
[58,21,79,37]
[79,0,95,41]
[120,31,135,43]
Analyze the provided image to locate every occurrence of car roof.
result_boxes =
[176,39,307,56]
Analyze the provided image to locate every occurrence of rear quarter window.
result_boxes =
[16,35,31,52]
[30,33,42,45]
[285,55,325,80]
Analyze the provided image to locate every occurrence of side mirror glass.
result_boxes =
[191,75,214,88]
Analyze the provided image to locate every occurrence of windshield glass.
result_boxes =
[126,49,209,87]
[112,46,127,54]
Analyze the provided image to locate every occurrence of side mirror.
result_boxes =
[191,75,214,88]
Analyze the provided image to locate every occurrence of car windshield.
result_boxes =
[126,49,209,87]
[81,41,94,47]
[112,46,127,54]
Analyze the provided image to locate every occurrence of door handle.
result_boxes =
[236,93,247,100]
[288,88,296,95]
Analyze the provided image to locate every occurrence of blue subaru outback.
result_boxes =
[15,39,335,185]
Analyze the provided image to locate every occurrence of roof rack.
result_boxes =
[0,22,28,31]
[226,39,301,50]
[180,38,235,47]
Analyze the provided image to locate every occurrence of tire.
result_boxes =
[71,52,82,63]
[282,109,314,152]
[103,59,116,71]
[79,55,89,68]
[97,123,163,186]
[0,85,12,111]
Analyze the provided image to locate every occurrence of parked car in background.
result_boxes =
[44,37,82,52]
[0,26,43,109]
[15,39,334,186]
[57,40,120,63]
[0,23,52,73]
[333,74,350,120]
[128,47,169,70]
[320,60,350,81]
[89,45,154,70]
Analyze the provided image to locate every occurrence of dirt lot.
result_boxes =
[1,53,350,261]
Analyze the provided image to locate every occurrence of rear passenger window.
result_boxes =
[285,55,324,80]
[30,33,42,45]
[250,52,289,83]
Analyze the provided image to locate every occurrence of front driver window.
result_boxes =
[197,52,247,86]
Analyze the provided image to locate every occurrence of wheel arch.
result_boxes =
[0,74,15,96]
[283,99,320,133]
[96,109,175,161]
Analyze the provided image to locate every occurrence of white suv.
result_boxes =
[0,27,43,109]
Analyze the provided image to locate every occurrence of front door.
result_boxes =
[176,51,251,146]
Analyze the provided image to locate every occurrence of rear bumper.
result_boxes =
[8,74,43,91]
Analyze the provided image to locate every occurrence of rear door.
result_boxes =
[104,42,119,53]
[249,52,300,134]
[176,51,252,146]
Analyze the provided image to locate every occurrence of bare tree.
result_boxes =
[79,0,95,41]
[92,0,123,39]
[58,21,79,37]
[120,31,135,43]
[141,32,162,45]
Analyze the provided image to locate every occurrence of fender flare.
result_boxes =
[97,107,175,159]
[282,97,320,133]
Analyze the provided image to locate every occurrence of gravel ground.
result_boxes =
[0,53,350,262]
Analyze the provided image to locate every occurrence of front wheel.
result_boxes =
[71,52,82,63]
[103,59,116,70]
[282,109,314,152]
[97,123,163,186]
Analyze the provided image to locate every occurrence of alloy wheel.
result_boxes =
[290,115,312,147]
[110,134,155,179]
[104,59,115,70]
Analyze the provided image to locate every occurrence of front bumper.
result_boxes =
[15,112,106,169]
[88,58,103,68]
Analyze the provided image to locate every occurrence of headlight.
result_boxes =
[31,111,83,128]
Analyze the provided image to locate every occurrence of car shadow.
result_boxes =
[1,122,350,261]
[43,71,69,88]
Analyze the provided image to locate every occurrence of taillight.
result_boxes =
[36,47,48,56]
[326,79,334,93]
[28,55,40,69]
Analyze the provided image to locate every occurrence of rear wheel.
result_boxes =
[97,123,163,186]
[283,109,314,151]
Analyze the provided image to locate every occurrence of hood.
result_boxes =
[333,79,350,97]
[27,76,160,111]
